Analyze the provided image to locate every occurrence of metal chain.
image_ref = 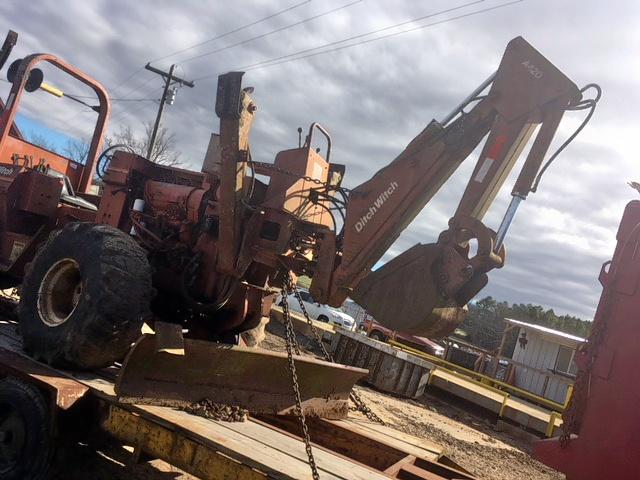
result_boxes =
[252,161,350,194]
[281,277,321,480]
[286,274,386,426]
[348,390,386,425]
[281,282,301,356]
[287,277,334,362]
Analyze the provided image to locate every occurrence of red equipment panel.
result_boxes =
[0,135,83,187]
[534,200,640,479]
[12,170,62,217]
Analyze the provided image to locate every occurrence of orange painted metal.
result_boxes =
[0,32,595,414]
[329,37,583,336]
[0,135,84,186]
[262,147,334,228]
[0,44,111,280]
[0,53,110,193]
[144,180,206,225]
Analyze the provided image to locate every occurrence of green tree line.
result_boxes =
[460,296,592,352]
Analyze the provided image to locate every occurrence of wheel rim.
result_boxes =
[0,404,26,473]
[37,258,82,327]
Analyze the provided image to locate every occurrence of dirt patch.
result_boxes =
[352,386,564,480]
[184,399,248,422]
[259,326,564,480]
[261,317,326,357]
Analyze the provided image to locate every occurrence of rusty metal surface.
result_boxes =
[324,37,587,339]
[330,329,434,398]
[0,52,111,193]
[534,200,640,479]
[13,169,62,217]
[0,346,89,409]
[115,334,367,418]
[352,243,470,337]
[332,37,579,301]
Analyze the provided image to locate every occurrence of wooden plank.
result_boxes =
[428,365,562,435]
[259,414,409,472]
[138,406,353,480]
[399,462,447,480]
[430,370,505,414]
[384,455,417,475]
[505,397,554,422]
[345,418,443,456]
[328,418,443,459]
[81,376,386,479]
[257,416,477,479]
[104,405,268,480]
[431,370,505,402]
[76,357,446,473]
[0,321,464,477]
[219,416,388,480]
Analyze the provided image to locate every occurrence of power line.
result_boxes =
[240,0,487,70]
[150,0,313,64]
[92,0,523,129]
[62,95,159,102]
[2,76,157,102]
[109,97,159,125]
[104,1,358,123]
[117,76,157,99]
[107,0,313,97]
[143,63,194,157]
[176,0,363,65]
[193,0,522,81]
[108,97,159,102]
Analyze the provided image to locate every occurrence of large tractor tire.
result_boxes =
[19,223,152,369]
[0,377,52,480]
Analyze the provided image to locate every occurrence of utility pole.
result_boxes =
[144,63,194,159]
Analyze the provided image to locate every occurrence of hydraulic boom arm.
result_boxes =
[311,37,598,336]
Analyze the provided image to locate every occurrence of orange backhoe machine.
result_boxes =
[0,30,598,410]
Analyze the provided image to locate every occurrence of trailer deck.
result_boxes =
[0,319,476,479]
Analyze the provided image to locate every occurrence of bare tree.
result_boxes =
[26,122,182,168]
[63,138,90,164]
[107,122,181,166]
[27,131,58,153]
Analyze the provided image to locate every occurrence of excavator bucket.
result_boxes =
[351,243,481,338]
[115,333,368,419]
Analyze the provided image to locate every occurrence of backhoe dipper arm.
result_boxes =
[318,37,590,337]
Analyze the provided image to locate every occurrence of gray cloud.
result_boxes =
[1,0,637,319]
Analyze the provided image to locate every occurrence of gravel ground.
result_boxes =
[261,321,563,480]
[353,386,564,480]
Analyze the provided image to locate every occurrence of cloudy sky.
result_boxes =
[2,0,638,319]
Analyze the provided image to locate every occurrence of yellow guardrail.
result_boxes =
[388,339,570,413]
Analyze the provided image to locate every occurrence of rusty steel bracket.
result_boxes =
[0,30,17,72]
[0,347,89,410]
[215,72,245,120]
[115,334,367,418]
